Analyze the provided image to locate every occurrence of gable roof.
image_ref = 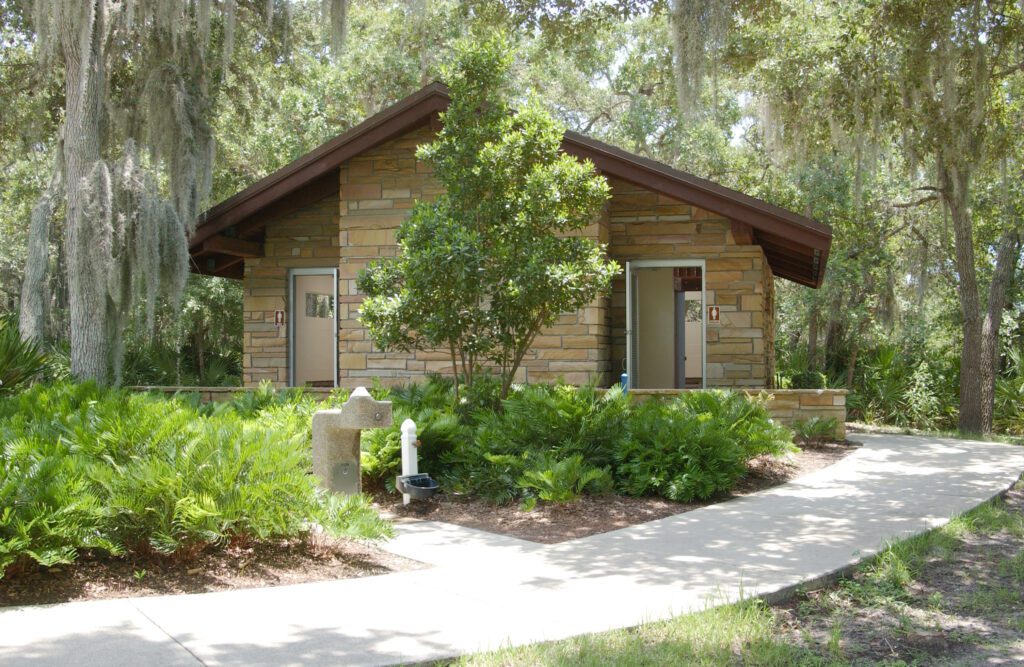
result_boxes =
[190,82,832,286]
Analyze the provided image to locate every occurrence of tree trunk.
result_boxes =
[940,160,987,433]
[59,2,111,384]
[807,301,819,370]
[19,193,53,343]
[981,225,1022,424]
[823,294,844,370]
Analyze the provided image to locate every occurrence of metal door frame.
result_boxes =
[625,259,706,389]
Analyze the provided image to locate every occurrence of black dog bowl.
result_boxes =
[397,474,440,501]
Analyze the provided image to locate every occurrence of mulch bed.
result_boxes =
[375,441,859,544]
[1,442,857,609]
[0,535,421,609]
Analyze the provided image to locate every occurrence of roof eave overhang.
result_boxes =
[189,83,449,252]
[190,83,832,287]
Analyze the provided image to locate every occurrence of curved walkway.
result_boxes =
[2,433,1023,666]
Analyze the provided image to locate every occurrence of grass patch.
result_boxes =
[450,599,824,667]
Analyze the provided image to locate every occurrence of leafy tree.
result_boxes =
[14,0,350,385]
[732,0,1024,434]
[358,34,619,400]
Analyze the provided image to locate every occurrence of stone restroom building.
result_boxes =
[188,83,843,430]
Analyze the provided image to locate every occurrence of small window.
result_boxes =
[305,293,334,319]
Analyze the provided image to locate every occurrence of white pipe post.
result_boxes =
[400,418,418,506]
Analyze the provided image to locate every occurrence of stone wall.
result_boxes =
[242,194,341,387]
[626,388,847,440]
[132,386,335,402]
[336,126,440,386]
[763,260,776,387]
[606,178,771,388]
[335,126,611,388]
[240,129,778,391]
[134,385,846,440]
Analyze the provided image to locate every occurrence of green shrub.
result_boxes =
[848,344,959,430]
[789,370,828,389]
[0,316,47,394]
[792,416,839,445]
[361,380,795,507]
[995,348,1024,436]
[440,444,530,506]
[0,383,391,578]
[615,391,794,502]
[518,453,612,505]
[362,406,467,491]
[473,383,631,467]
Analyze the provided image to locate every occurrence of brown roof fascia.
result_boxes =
[561,131,832,251]
[190,83,450,250]
[191,82,833,287]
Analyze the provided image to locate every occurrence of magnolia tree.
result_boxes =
[357,35,619,400]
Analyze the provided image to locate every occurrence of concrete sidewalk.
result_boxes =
[2,433,1022,666]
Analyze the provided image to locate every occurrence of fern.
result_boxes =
[0,316,47,393]
[0,382,392,579]
[517,453,612,503]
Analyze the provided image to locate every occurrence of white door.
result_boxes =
[290,269,338,387]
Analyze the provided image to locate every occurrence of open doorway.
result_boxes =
[626,260,705,389]
[288,268,338,388]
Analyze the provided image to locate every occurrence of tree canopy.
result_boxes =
[0,0,1021,434]
[357,34,618,399]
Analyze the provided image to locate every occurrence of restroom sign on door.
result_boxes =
[708,305,720,322]
[275,310,285,327]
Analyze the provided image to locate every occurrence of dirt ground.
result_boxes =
[774,483,1024,665]
[376,442,858,543]
[0,535,421,608]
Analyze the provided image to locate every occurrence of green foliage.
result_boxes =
[117,276,244,387]
[472,384,632,468]
[357,34,619,399]
[361,377,794,506]
[615,392,794,502]
[442,446,531,506]
[792,417,839,446]
[0,316,47,393]
[788,370,827,390]
[995,348,1024,436]
[518,453,612,504]
[0,383,390,578]
[846,345,960,430]
[362,406,467,492]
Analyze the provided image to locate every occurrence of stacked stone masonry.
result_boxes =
[242,194,341,387]
[607,178,772,388]
[627,388,848,440]
[241,125,778,391]
[133,387,847,441]
[335,126,609,388]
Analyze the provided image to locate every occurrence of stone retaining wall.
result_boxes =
[133,386,846,439]
[624,388,847,439]
[130,386,336,403]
